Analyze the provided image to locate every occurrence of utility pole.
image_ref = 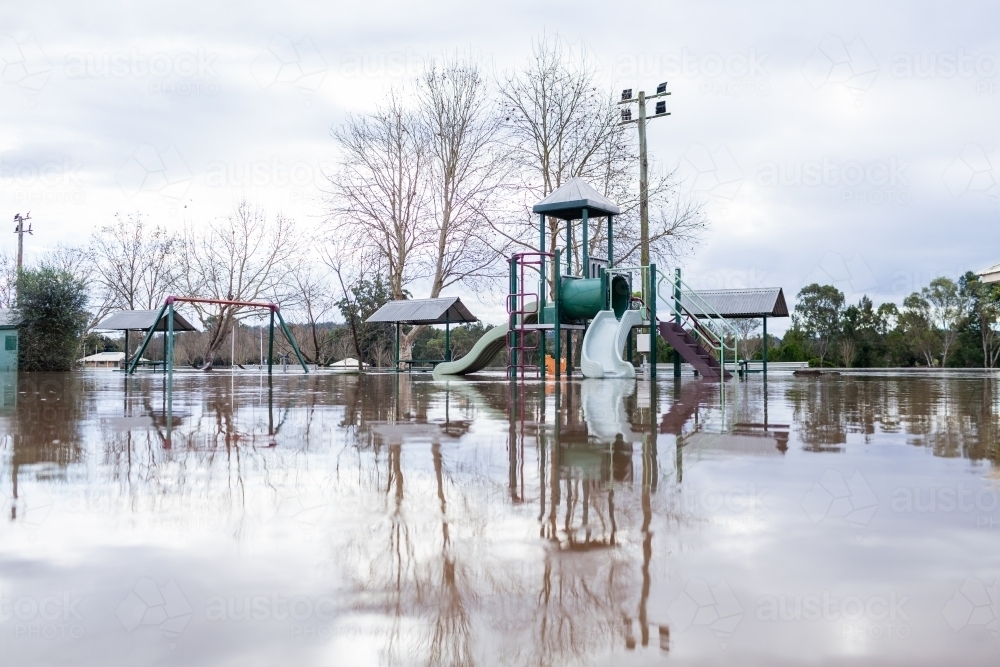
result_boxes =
[13,212,32,274]
[619,84,671,296]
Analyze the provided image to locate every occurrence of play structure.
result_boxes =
[408,177,788,381]
[123,296,308,374]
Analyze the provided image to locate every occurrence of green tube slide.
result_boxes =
[433,302,537,377]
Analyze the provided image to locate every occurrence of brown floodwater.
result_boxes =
[1,369,999,666]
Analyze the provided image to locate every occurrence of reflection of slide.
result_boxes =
[433,302,537,377]
[580,310,642,379]
[581,379,643,442]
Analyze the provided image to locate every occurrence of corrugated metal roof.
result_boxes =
[532,177,621,219]
[366,297,478,325]
[680,288,789,318]
[0,309,17,328]
[978,263,1000,284]
[96,309,199,332]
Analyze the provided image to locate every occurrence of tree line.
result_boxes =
[755,274,1000,368]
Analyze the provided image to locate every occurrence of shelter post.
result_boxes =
[395,323,400,373]
[582,209,589,278]
[762,316,768,375]
[445,317,451,362]
[554,249,561,380]
[608,215,614,268]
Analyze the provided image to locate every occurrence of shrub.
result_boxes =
[14,267,89,371]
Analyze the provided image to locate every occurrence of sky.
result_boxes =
[1,0,999,329]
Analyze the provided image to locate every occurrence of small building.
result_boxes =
[77,351,148,369]
[0,309,18,372]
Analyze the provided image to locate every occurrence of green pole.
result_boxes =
[762,316,768,375]
[268,309,275,375]
[127,301,169,374]
[166,301,175,374]
[395,323,400,373]
[565,219,572,276]
[607,215,614,268]
[540,213,546,380]
[554,249,561,380]
[445,319,451,362]
[650,263,656,381]
[275,309,309,372]
[581,209,589,278]
[674,268,682,378]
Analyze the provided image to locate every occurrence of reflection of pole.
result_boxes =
[762,316,768,375]
[673,268,682,378]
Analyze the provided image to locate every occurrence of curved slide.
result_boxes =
[580,310,643,379]
[433,303,537,377]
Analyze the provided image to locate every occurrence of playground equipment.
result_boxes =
[431,177,786,380]
[126,296,308,374]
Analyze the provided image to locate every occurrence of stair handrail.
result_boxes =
[655,269,744,373]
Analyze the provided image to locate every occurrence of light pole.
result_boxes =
[619,84,670,295]
[12,212,32,274]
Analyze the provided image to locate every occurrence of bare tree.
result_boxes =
[287,257,339,365]
[326,90,427,302]
[417,58,511,298]
[90,213,177,311]
[732,317,762,360]
[0,249,16,308]
[177,200,299,369]
[499,36,706,268]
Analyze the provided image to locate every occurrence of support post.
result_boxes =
[268,309,275,375]
[445,319,451,362]
[581,209,589,278]
[395,323,400,373]
[762,316,768,375]
[565,219,572,276]
[166,301,175,373]
[638,92,649,299]
[508,255,516,379]
[673,268,682,378]
[649,263,656,381]
[607,215,614,268]
[275,309,309,372]
[127,301,169,374]
[554,249,561,380]
[540,213,546,380]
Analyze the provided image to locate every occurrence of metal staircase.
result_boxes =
[657,321,732,380]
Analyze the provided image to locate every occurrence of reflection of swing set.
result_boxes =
[125,296,309,375]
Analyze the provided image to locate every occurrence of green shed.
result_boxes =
[0,309,18,372]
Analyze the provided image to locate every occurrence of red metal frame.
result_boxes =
[507,252,552,380]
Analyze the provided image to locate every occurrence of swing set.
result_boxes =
[126,296,309,374]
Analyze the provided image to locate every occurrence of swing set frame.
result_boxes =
[125,296,309,374]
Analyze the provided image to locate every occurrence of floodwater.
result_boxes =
[1,370,1000,666]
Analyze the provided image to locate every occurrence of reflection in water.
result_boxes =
[1,372,1000,665]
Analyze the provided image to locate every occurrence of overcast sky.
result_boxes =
[2,0,998,328]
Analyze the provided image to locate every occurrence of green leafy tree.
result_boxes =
[921,277,964,366]
[794,284,844,366]
[14,267,89,371]
[336,276,395,367]
[901,293,938,366]
[960,271,1000,368]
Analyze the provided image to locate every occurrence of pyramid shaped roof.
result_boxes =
[531,177,621,220]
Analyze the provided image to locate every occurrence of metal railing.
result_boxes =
[655,270,743,375]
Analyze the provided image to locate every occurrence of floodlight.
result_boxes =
[656,82,667,95]
[621,88,633,101]
[621,109,632,122]
[655,101,666,115]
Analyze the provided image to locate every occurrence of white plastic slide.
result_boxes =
[433,302,537,377]
[580,309,642,379]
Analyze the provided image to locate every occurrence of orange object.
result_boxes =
[545,355,566,374]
